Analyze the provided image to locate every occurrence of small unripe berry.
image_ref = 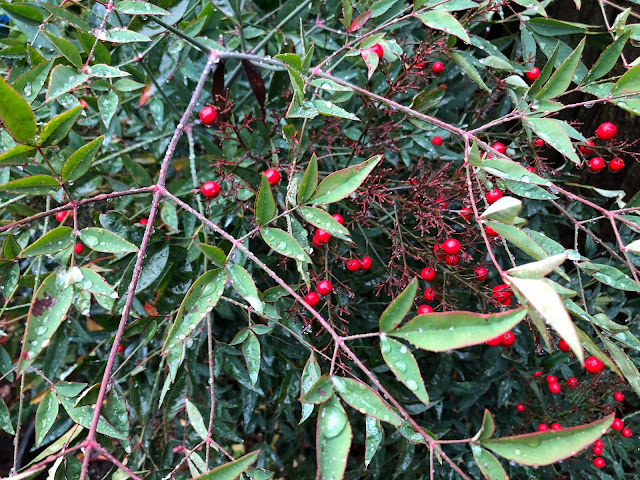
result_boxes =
[346,259,361,272]
[418,304,433,314]
[421,267,436,281]
[317,280,332,296]
[332,214,344,225]
[579,140,595,155]
[202,181,221,199]
[612,418,623,431]
[74,243,84,254]
[199,106,217,126]
[361,256,372,270]
[621,428,632,438]
[432,136,443,146]
[588,157,605,173]
[526,67,540,82]
[614,391,624,402]
[558,339,570,352]
[79,99,88,110]
[474,267,488,282]
[609,157,624,172]
[432,61,444,74]
[516,403,525,412]
[264,168,281,186]
[593,457,605,468]
[370,43,383,59]
[501,331,515,346]
[548,382,561,394]
[56,211,68,222]
[445,255,459,266]
[551,423,561,431]
[424,288,435,301]
[139,218,148,226]
[567,377,578,387]
[442,238,461,255]
[595,122,617,141]
[585,356,605,374]
[492,142,506,155]
[486,189,503,204]
[305,292,320,306]
[538,424,548,432]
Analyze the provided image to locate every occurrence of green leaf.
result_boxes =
[480,415,614,466]
[389,308,527,352]
[0,144,36,166]
[527,42,560,98]
[197,244,227,268]
[35,390,58,446]
[0,2,43,25]
[61,136,104,182]
[298,207,351,241]
[484,222,549,260]
[331,376,402,425]
[316,396,351,480]
[98,90,119,128]
[95,28,151,43]
[122,154,152,186]
[18,273,73,374]
[364,416,382,467]
[300,375,333,404]
[43,32,82,68]
[20,226,73,257]
[75,268,117,301]
[275,53,302,71]
[524,117,580,164]
[297,154,318,204]
[186,399,209,440]
[255,174,276,226]
[473,409,496,441]
[41,4,90,31]
[0,397,14,434]
[79,228,138,253]
[164,269,225,351]
[611,63,640,96]
[577,261,640,292]
[308,155,381,204]
[601,337,640,397]
[535,38,585,100]
[584,30,632,84]
[0,76,36,144]
[379,278,417,331]
[161,202,179,231]
[227,264,264,315]
[39,106,83,147]
[194,450,259,480]
[416,11,470,43]
[506,253,567,279]
[4,235,20,259]
[88,64,130,78]
[300,352,321,424]
[482,157,548,185]
[360,48,379,80]
[115,0,171,15]
[0,175,59,195]
[261,227,311,262]
[479,197,522,224]
[626,239,640,253]
[243,331,261,385]
[47,65,89,103]
[380,336,429,404]
[451,52,491,93]
[471,445,507,480]
[12,60,53,105]
[505,275,583,365]
[311,99,359,121]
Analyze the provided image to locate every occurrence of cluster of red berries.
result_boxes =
[430,238,462,267]
[486,331,515,347]
[583,123,625,173]
[537,422,562,432]
[201,168,280,200]
[591,415,632,469]
[491,283,513,306]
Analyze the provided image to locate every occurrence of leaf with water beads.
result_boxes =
[316,396,351,480]
[379,278,418,331]
[35,389,58,446]
[331,376,402,426]
[79,227,138,253]
[193,450,260,480]
[300,352,321,424]
[471,445,507,480]
[298,207,351,241]
[227,264,264,315]
[261,227,311,263]
[380,336,429,404]
[19,226,73,257]
[300,375,333,404]
[365,416,382,467]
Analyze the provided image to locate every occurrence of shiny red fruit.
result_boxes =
[614,391,624,402]
[74,243,84,254]
[501,331,515,346]
[361,256,372,270]
[421,267,436,281]
[609,157,624,172]
[534,138,544,147]
[567,377,578,387]
[612,418,623,431]
[264,168,281,186]
[432,136,443,146]
[139,218,148,226]
[593,457,605,468]
[474,267,488,282]
[461,207,473,220]
[538,424,548,432]
[594,440,604,448]
[432,61,444,74]
[312,237,322,247]
[516,403,525,412]
[332,214,344,225]
[117,344,124,354]
[492,284,512,302]
[79,99,88,110]
[202,181,221,199]
[546,375,557,384]
[424,288,435,301]
[56,211,68,222]
[445,255,459,266]
[551,423,561,430]
[346,259,362,272]
[317,280,332,296]
[499,297,512,306]
[315,229,331,243]
[199,106,217,126]
[370,43,383,59]
[485,226,499,237]
[434,244,446,259]
[596,122,617,141]
[486,336,503,347]
[492,142,506,155]
[592,446,603,456]
[435,197,448,209]
[486,189,503,204]
[579,140,595,155]
[533,370,542,378]
[526,166,535,172]
[415,61,426,69]
[622,428,632,438]
[526,67,540,82]
[548,382,561,394]
[418,304,433,314]
[442,238,461,255]
[305,292,320,306]
[588,157,605,173]
[585,356,605,374]
[558,339,570,352]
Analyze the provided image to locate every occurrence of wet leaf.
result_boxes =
[0,174,59,195]
[480,196,522,224]
[451,52,491,93]
[161,202,179,231]
[577,261,640,292]
[473,409,496,441]
[524,117,579,164]
[506,254,567,279]
[300,352,321,424]
[35,390,58,446]
[0,397,14,434]
[243,331,261,385]
[331,376,402,425]
[348,10,373,32]
[365,416,382,467]
[261,227,311,262]
[115,0,171,15]
[311,99,358,121]
[255,174,276,226]
[61,135,104,182]
[43,32,82,68]
[227,264,264,315]
[79,228,138,253]
[0,144,36,166]
[416,11,470,43]
[186,399,209,440]
[0,76,36,144]
[197,244,227,267]
[316,396,351,480]
[584,30,631,84]
[300,375,334,404]
[379,278,417,331]
[39,106,83,147]
[297,154,318,204]
[360,48,380,80]
[601,337,640,397]
[309,155,381,204]
[193,450,259,480]
[98,89,119,128]
[471,445,507,480]
[380,336,429,404]
[95,27,151,43]
[298,207,351,241]
[20,226,73,257]
[484,222,548,260]
[389,308,527,352]
[76,268,117,300]
[58,395,127,440]
[47,65,89,103]
[482,156,548,185]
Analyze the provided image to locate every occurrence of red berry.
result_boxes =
[534,138,544,147]
[546,375,557,384]
[614,391,624,402]
[442,238,461,255]
[486,336,503,347]
[548,382,561,394]
[551,423,561,431]
[305,292,320,306]
[612,418,624,431]
[117,344,124,354]
[460,206,473,220]
[424,288,435,301]
[533,370,542,378]
[139,218,149,226]
[538,424,548,432]
[526,166,535,172]
[79,99,88,110]
[421,267,436,281]
[315,229,331,243]
[370,43,383,59]
[609,157,624,172]
[433,244,446,259]
[432,61,444,74]
[199,106,217,126]
[622,428,632,438]
[499,297,512,306]
[501,331,515,346]
[588,157,605,173]
[435,197,448,209]
[332,214,344,225]
[526,67,540,82]
[492,284,512,302]
[432,136,443,146]
[585,356,605,374]
[445,255,459,266]
[346,259,362,272]
[361,256,372,270]
[317,280,332,296]
[312,237,322,247]
[567,377,578,387]
[418,304,433,314]
[202,181,221,199]
[415,61,426,69]
[56,211,68,222]
[596,122,617,141]
[264,168,281,186]
[474,267,488,282]
[492,142,506,155]
[486,189,503,204]
[579,140,595,155]
[74,243,84,254]
[594,440,604,449]
[485,225,499,237]
[558,339,570,352]
[592,446,603,456]
[593,457,605,468]
[516,403,525,412]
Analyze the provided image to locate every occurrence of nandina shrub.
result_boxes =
[0,0,640,479]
